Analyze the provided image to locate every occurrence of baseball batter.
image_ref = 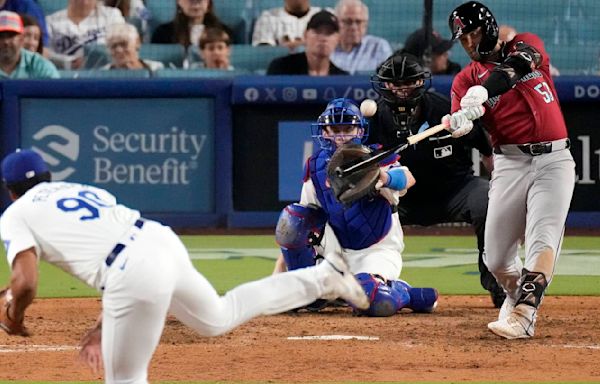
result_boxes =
[0,149,369,383]
[448,1,576,339]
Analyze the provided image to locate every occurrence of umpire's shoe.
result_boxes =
[321,252,370,310]
[487,304,536,339]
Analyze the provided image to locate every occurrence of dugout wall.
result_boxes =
[0,76,598,229]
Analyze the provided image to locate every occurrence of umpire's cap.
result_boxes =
[1,149,49,184]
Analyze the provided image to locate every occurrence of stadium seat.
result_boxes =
[230,44,288,73]
[154,68,250,78]
[58,69,151,79]
[83,44,110,70]
[37,0,68,16]
[139,44,186,68]
[145,0,176,38]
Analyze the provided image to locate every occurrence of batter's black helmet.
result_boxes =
[448,1,498,57]
[370,52,431,106]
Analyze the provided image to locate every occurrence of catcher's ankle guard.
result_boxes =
[516,269,547,309]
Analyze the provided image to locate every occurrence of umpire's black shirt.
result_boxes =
[366,90,492,200]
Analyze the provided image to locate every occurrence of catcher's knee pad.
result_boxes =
[355,273,410,317]
[389,280,439,313]
[275,203,327,270]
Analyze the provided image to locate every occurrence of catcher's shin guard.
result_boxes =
[390,280,439,313]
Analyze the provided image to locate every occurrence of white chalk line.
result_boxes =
[287,335,379,341]
[0,344,79,353]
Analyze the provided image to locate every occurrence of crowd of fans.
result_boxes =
[0,0,597,79]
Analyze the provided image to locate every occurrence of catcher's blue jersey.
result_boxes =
[306,148,393,250]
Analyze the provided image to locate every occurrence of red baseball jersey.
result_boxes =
[450,33,568,146]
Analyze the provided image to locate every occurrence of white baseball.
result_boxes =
[360,99,377,117]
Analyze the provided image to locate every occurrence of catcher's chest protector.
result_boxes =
[308,150,392,250]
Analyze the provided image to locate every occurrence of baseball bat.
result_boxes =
[335,121,449,178]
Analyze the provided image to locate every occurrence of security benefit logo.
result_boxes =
[32,125,207,185]
[32,125,80,181]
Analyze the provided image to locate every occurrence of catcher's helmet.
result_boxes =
[312,98,368,150]
[370,52,431,108]
[448,1,498,57]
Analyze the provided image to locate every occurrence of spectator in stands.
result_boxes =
[101,22,163,75]
[267,10,347,76]
[330,0,391,74]
[20,14,44,55]
[105,0,150,39]
[0,11,59,79]
[0,0,49,48]
[252,0,322,52]
[400,28,461,75]
[151,0,233,48]
[195,26,233,70]
[46,0,125,69]
[498,24,560,77]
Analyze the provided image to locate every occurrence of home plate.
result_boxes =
[287,335,379,341]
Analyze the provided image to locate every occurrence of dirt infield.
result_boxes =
[1,296,599,382]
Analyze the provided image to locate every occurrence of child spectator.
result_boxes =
[195,26,233,70]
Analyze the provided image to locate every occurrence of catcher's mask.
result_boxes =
[448,1,498,58]
[311,98,368,150]
[371,52,431,109]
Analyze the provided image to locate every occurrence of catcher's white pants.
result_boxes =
[101,220,329,384]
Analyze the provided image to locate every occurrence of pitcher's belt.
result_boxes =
[105,219,145,267]
[493,138,570,156]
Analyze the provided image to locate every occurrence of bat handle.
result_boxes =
[406,121,449,145]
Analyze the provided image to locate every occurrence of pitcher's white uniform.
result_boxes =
[0,181,360,383]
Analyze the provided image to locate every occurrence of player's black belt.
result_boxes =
[105,219,145,267]
[493,138,571,156]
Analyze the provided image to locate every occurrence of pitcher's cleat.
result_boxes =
[322,252,370,310]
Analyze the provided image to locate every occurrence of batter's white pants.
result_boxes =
[101,220,334,384]
[483,149,575,302]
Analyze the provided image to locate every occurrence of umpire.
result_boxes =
[366,52,505,307]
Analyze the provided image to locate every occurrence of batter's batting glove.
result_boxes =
[442,110,474,138]
[460,85,489,109]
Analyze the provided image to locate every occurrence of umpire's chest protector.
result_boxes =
[308,150,392,250]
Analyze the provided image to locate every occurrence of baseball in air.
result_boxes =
[360,99,377,117]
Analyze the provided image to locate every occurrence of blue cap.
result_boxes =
[1,149,49,184]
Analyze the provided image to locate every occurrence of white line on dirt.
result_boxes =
[287,335,379,341]
[0,344,79,353]
[560,344,600,350]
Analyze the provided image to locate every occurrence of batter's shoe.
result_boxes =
[498,296,515,321]
[488,304,535,339]
[321,252,370,310]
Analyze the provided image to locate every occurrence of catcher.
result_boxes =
[273,98,439,316]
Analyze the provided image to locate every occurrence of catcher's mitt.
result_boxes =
[0,287,29,336]
[327,144,380,206]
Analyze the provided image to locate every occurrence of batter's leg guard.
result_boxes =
[516,269,547,309]
[354,273,410,317]
[390,280,439,313]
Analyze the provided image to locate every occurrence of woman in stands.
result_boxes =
[20,13,44,55]
[102,23,163,74]
[151,0,233,48]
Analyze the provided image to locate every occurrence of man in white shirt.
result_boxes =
[252,0,321,52]
[46,0,125,69]
[330,0,392,74]
[0,149,368,383]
